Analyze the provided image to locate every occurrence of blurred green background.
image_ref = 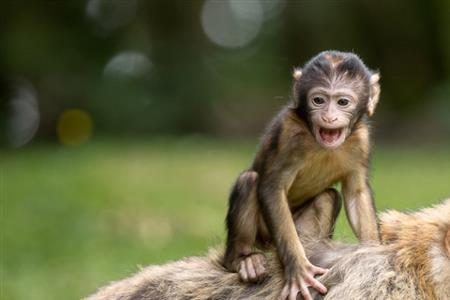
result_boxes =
[1,1,450,299]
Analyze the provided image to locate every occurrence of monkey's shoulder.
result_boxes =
[267,107,313,149]
[254,108,306,157]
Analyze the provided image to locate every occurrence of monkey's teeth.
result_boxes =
[319,128,342,144]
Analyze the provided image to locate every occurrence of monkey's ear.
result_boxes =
[293,68,302,81]
[367,72,380,116]
[445,227,450,258]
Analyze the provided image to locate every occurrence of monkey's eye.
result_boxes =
[312,97,325,105]
[337,98,350,106]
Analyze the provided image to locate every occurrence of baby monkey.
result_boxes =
[223,51,381,300]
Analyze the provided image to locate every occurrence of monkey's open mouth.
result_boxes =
[316,127,346,149]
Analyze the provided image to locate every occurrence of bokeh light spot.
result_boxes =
[86,0,137,31]
[7,83,40,147]
[201,0,263,48]
[57,109,93,146]
[103,51,152,79]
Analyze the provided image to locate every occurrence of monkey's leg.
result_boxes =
[293,188,342,241]
[223,170,267,283]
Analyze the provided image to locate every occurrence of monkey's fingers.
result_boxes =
[238,260,249,282]
[278,281,300,300]
[250,253,267,281]
[279,277,318,300]
[278,280,302,300]
[238,253,267,283]
[244,256,257,281]
[289,281,302,300]
[303,274,327,294]
[310,265,328,276]
[278,284,290,300]
[299,281,313,300]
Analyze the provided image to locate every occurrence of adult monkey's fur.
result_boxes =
[85,199,450,300]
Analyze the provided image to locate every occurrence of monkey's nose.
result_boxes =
[322,116,337,123]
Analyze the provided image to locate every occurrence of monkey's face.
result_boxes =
[293,51,381,150]
[307,86,359,149]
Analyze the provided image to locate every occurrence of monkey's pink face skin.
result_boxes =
[308,86,358,150]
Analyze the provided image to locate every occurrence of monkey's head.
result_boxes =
[293,51,380,149]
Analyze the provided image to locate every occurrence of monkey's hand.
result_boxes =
[237,252,267,283]
[278,260,328,300]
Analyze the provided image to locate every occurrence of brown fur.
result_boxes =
[224,53,380,299]
[85,199,450,300]
[284,115,369,203]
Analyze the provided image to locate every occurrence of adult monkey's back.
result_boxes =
[85,199,450,300]
[223,50,381,300]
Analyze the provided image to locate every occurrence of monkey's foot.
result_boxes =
[238,252,267,283]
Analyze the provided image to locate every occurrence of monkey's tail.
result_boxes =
[84,248,285,300]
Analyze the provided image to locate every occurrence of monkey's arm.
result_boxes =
[342,171,379,242]
[258,183,306,265]
[258,177,328,299]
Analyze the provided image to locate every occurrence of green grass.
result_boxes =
[2,138,450,300]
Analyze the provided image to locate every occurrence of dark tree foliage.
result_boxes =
[1,0,449,144]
